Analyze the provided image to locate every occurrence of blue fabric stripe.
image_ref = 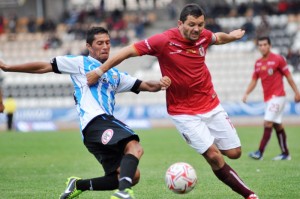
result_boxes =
[100,74,111,114]
[112,120,135,134]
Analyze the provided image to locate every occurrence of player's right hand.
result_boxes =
[0,60,6,70]
[160,76,172,90]
[295,92,300,103]
[242,94,248,103]
[86,68,103,86]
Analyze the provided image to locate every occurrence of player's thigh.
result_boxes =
[264,96,285,123]
[207,111,241,151]
[171,114,214,154]
[83,115,139,175]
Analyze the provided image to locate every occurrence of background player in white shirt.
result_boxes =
[0,26,171,199]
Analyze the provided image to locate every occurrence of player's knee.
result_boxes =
[135,143,144,158]
[125,140,144,159]
[222,147,242,159]
[273,123,283,131]
[264,121,273,128]
[203,146,224,169]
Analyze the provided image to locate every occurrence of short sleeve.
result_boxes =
[278,55,290,76]
[116,72,139,93]
[51,55,84,74]
[134,33,167,56]
[252,62,259,79]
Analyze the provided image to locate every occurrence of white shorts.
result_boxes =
[170,104,241,154]
[264,96,286,123]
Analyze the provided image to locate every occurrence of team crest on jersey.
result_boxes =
[101,129,114,145]
[268,68,274,75]
[198,45,205,57]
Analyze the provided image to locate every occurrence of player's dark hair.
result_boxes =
[86,27,110,45]
[257,36,271,45]
[179,3,205,22]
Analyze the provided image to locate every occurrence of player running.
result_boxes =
[86,3,259,199]
[0,26,171,199]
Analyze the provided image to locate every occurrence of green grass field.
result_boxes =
[0,126,300,199]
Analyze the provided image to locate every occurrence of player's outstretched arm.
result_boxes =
[86,45,138,85]
[138,76,172,92]
[0,61,52,74]
[215,29,245,45]
[242,78,257,103]
[285,74,300,102]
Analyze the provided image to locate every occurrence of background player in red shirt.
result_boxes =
[243,36,300,161]
[87,4,259,199]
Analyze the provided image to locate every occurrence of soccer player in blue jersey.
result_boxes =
[0,26,171,199]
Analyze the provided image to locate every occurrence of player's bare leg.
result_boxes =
[220,147,242,159]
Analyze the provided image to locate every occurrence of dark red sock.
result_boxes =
[275,128,289,155]
[213,163,254,198]
[258,127,272,154]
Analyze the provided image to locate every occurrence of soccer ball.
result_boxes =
[165,162,197,194]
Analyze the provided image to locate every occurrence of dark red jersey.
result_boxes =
[252,52,290,101]
[134,28,219,115]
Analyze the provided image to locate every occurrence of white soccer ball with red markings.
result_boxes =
[165,162,197,194]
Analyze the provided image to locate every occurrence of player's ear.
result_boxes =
[86,43,93,52]
[177,20,183,28]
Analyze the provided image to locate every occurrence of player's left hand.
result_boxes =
[242,94,248,103]
[0,60,7,71]
[86,68,103,85]
[229,29,245,40]
[160,76,172,90]
[295,92,300,103]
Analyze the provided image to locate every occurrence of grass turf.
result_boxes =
[0,126,299,198]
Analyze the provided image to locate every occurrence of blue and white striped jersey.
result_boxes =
[51,55,140,131]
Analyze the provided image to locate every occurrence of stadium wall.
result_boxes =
[0,102,299,131]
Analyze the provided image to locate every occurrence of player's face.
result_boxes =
[87,33,111,62]
[258,40,271,57]
[178,15,205,41]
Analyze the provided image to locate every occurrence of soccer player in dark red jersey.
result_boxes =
[87,3,259,199]
[243,36,300,161]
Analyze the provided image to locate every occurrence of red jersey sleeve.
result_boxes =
[278,55,290,76]
[133,33,167,56]
[252,61,259,80]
